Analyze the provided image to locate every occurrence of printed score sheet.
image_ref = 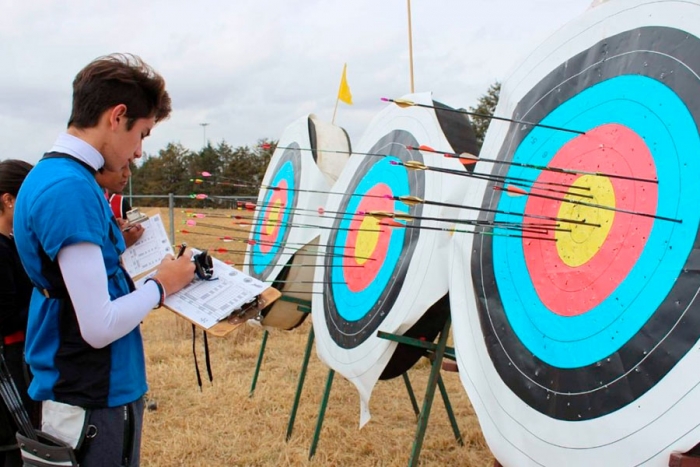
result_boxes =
[125,215,270,329]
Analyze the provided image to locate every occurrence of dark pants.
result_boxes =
[77,398,144,467]
[0,342,40,467]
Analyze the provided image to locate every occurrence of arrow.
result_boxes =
[496,185,681,223]
[265,280,346,285]
[264,145,390,158]
[428,149,660,185]
[409,145,591,192]
[234,203,360,221]
[211,246,375,262]
[280,291,325,295]
[232,263,365,269]
[384,195,598,227]
[390,160,592,198]
[379,218,556,242]
[381,97,585,135]
[179,230,363,252]
[363,210,572,234]
[183,220,255,235]
[235,219,385,234]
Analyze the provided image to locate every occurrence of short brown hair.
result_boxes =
[68,53,172,130]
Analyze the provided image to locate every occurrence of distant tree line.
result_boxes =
[129,82,500,206]
[130,139,276,207]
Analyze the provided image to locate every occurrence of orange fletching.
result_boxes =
[506,185,528,196]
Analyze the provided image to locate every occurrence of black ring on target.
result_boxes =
[472,26,700,420]
[323,130,425,348]
[250,145,301,280]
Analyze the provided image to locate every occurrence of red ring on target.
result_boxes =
[343,184,394,292]
[523,124,657,316]
[259,180,289,254]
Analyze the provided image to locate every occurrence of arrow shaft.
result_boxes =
[387,220,556,241]
[445,154,659,185]
[265,280,345,285]
[240,220,384,233]
[401,212,568,233]
[234,263,364,268]
[395,196,600,227]
[405,162,590,198]
[496,186,681,223]
[386,98,585,135]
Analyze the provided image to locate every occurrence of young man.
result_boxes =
[14,54,195,466]
[96,162,144,247]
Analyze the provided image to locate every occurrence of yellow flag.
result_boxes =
[337,63,353,105]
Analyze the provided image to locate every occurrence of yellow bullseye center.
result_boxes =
[354,216,381,265]
[554,175,615,267]
[265,200,283,235]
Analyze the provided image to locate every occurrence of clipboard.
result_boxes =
[126,218,280,335]
[169,286,282,337]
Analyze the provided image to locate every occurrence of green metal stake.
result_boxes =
[437,374,463,445]
[249,329,269,397]
[402,372,420,417]
[407,316,452,467]
[309,369,335,460]
[286,326,315,441]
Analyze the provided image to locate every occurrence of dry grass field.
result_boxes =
[137,207,494,466]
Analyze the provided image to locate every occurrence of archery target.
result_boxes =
[262,115,350,330]
[249,147,301,279]
[313,92,476,426]
[323,130,424,348]
[245,115,350,330]
[450,1,700,465]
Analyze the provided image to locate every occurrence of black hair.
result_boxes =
[0,159,33,212]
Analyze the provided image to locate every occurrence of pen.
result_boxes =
[176,242,187,259]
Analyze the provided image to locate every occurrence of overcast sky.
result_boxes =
[0,0,592,164]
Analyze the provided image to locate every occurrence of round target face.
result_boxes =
[471,26,700,421]
[250,146,301,279]
[323,130,425,348]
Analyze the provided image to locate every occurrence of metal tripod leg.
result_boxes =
[308,369,335,459]
[408,315,452,467]
[286,326,315,441]
[249,329,269,397]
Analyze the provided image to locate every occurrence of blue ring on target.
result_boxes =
[492,75,700,368]
[330,156,410,321]
[252,159,296,275]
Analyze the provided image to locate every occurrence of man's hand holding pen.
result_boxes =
[152,242,195,296]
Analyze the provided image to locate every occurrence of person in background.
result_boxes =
[95,163,144,247]
[0,159,39,467]
[13,53,195,466]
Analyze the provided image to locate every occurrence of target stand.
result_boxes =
[248,295,313,398]
[307,315,463,467]
[247,295,316,442]
[247,294,436,445]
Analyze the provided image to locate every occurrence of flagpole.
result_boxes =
[407,0,415,93]
[332,63,346,124]
[332,96,340,124]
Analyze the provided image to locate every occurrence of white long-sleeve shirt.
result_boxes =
[49,133,161,348]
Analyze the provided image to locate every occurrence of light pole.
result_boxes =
[199,122,209,148]
[407,0,415,93]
